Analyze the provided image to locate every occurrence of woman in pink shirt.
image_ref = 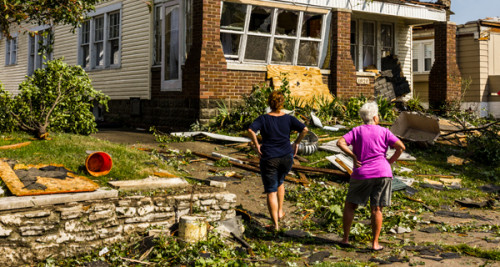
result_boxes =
[337,101,405,251]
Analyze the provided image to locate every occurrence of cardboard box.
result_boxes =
[390,112,440,144]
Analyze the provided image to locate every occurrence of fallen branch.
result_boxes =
[439,121,499,137]
[118,257,154,265]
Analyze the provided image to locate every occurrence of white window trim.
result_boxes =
[27,25,53,75]
[78,3,122,71]
[413,40,434,74]
[220,2,326,67]
[156,0,185,92]
[4,33,17,66]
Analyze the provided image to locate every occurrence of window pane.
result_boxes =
[94,16,104,41]
[363,45,374,67]
[425,58,432,71]
[298,41,319,66]
[95,42,104,66]
[363,22,374,45]
[276,10,298,36]
[82,21,90,44]
[302,13,322,38]
[221,2,247,31]
[244,35,269,61]
[185,0,193,57]
[154,6,162,65]
[11,38,17,64]
[5,40,10,65]
[221,33,241,57]
[110,40,120,65]
[351,21,356,45]
[381,24,392,48]
[272,38,294,63]
[164,7,179,80]
[424,44,432,58]
[413,59,418,72]
[351,44,356,65]
[248,6,272,34]
[109,12,120,39]
[82,45,90,68]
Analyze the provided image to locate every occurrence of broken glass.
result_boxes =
[276,10,298,36]
[248,6,272,33]
[302,13,322,38]
[221,33,241,57]
[272,38,294,63]
[221,2,247,31]
[245,35,269,61]
[297,41,318,66]
[381,24,393,57]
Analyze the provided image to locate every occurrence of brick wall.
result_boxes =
[429,22,462,109]
[329,9,358,98]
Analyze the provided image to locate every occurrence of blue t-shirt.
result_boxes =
[249,114,306,160]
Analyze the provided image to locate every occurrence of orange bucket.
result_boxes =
[85,152,113,177]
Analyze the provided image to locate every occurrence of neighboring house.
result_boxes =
[413,17,500,118]
[0,0,457,129]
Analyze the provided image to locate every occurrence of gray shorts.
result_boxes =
[346,177,392,207]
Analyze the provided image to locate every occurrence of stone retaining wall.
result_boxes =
[0,190,237,265]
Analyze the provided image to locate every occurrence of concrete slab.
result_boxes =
[0,188,118,211]
[108,176,189,190]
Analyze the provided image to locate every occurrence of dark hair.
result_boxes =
[268,90,285,111]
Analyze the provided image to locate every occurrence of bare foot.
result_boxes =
[371,245,384,251]
[278,211,286,221]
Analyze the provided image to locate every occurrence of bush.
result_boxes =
[466,124,500,165]
[0,83,16,132]
[1,58,109,137]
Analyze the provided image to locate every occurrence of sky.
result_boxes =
[450,0,500,24]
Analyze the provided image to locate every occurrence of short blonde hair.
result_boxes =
[359,101,379,124]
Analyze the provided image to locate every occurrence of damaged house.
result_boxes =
[413,17,500,118]
[0,0,458,128]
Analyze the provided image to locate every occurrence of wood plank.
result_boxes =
[0,160,99,196]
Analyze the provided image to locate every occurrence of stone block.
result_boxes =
[20,225,56,236]
[200,199,216,206]
[0,225,12,237]
[137,205,155,216]
[116,207,137,217]
[0,189,118,211]
[35,231,75,243]
[23,210,51,218]
[57,205,85,220]
[124,212,175,224]
[65,220,94,232]
[89,210,114,221]
[92,203,115,212]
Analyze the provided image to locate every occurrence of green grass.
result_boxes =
[445,244,500,261]
[0,132,177,186]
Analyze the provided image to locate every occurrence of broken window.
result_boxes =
[220,2,326,67]
[249,6,272,33]
[381,24,393,57]
[276,10,298,36]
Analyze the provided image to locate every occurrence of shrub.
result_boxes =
[4,58,109,137]
[0,82,16,132]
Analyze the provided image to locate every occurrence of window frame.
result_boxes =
[154,0,192,92]
[78,3,122,71]
[4,34,18,66]
[220,2,326,67]
[413,39,434,74]
[351,19,396,72]
[27,25,53,75]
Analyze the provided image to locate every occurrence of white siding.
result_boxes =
[489,33,500,75]
[0,0,153,100]
[59,0,152,100]
[0,25,28,95]
[396,21,413,97]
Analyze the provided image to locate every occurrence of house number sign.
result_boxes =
[357,78,370,85]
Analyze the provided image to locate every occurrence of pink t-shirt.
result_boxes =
[343,124,400,180]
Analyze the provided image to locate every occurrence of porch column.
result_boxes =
[428,21,461,110]
[329,8,357,98]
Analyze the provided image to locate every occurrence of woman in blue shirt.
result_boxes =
[248,90,308,231]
